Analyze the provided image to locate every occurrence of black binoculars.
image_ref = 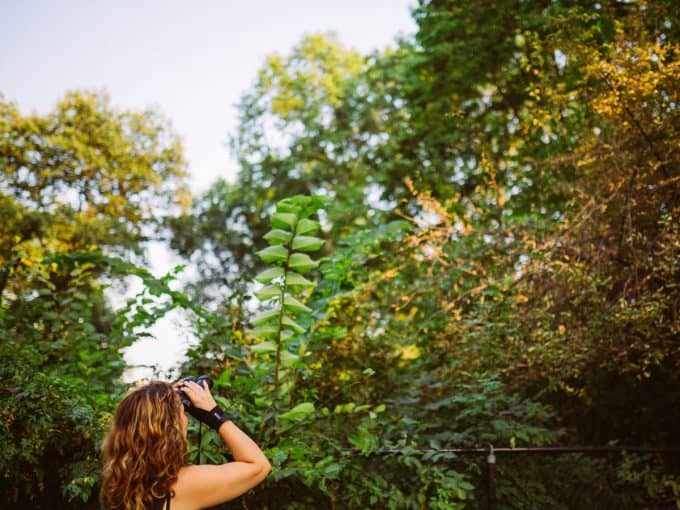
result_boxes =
[177,375,213,411]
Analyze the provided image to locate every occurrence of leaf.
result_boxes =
[271,212,298,229]
[321,462,342,479]
[296,218,320,235]
[334,403,356,414]
[281,315,305,333]
[286,271,315,287]
[255,245,288,263]
[292,235,324,252]
[254,285,281,301]
[255,267,285,283]
[280,402,315,421]
[283,295,311,314]
[249,341,277,353]
[276,200,302,214]
[247,326,278,339]
[280,350,300,368]
[264,229,293,245]
[289,253,318,272]
[252,309,281,325]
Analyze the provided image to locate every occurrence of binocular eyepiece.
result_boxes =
[177,375,213,411]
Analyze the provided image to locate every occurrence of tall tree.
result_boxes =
[0,90,190,508]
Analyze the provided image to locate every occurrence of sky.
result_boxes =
[1,0,417,378]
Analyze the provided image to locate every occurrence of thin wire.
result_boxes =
[342,446,680,455]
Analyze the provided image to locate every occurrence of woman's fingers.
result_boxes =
[184,380,209,393]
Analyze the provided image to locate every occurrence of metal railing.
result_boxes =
[348,445,680,509]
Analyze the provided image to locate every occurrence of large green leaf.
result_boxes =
[289,253,318,272]
[254,285,281,301]
[249,341,277,353]
[292,235,324,252]
[283,295,311,314]
[296,218,320,235]
[247,326,278,339]
[280,350,300,368]
[281,315,305,333]
[286,271,315,287]
[252,309,281,325]
[279,402,315,421]
[255,245,288,263]
[276,201,300,214]
[271,212,298,229]
[263,229,293,245]
[255,267,285,284]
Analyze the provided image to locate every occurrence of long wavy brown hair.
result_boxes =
[100,380,187,510]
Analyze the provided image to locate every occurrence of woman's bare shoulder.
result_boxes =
[172,462,269,510]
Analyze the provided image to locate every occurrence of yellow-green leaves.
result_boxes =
[288,253,318,272]
[285,271,315,288]
[250,194,327,392]
[281,316,305,334]
[254,285,281,301]
[250,341,277,353]
[255,245,288,263]
[255,267,285,284]
[271,212,298,229]
[292,235,324,252]
[280,402,315,422]
[283,296,312,314]
[296,218,320,235]
[263,229,293,245]
[252,309,281,325]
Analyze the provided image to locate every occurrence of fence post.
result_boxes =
[487,444,497,510]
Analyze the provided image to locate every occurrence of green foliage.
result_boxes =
[175,2,679,506]
[0,90,193,508]
[247,194,326,391]
[3,0,679,507]
[0,251,198,508]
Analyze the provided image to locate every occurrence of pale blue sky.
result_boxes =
[0,0,416,377]
[1,0,416,191]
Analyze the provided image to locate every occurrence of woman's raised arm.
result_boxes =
[173,380,271,509]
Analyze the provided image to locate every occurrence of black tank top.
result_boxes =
[153,494,171,510]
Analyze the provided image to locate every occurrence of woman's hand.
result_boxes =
[176,379,217,412]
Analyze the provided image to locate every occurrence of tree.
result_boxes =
[0,90,191,508]
[175,1,680,506]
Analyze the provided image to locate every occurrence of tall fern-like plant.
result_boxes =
[248,195,326,399]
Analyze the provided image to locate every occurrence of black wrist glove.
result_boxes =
[187,405,231,431]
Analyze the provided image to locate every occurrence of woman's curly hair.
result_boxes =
[100,380,187,510]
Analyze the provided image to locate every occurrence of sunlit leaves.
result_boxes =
[252,309,281,325]
[255,267,285,284]
[295,218,321,235]
[280,402,315,422]
[264,229,293,245]
[285,271,315,288]
[0,90,189,258]
[288,253,318,272]
[282,295,312,315]
[250,196,326,408]
[292,235,324,252]
[250,341,278,353]
[254,285,282,301]
[271,212,298,229]
[255,245,288,263]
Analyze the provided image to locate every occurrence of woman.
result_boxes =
[100,379,271,510]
